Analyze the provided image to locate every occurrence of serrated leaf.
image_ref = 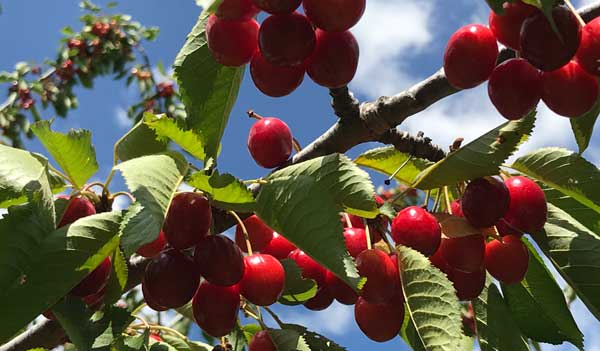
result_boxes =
[115,329,149,351]
[354,146,433,184]
[273,324,348,351]
[401,312,427,351]
[144,112,206,161]
[543,185,600,234]
[187,171,255,212]
[116,120,168,162]
[267,328,310,351]
[278,258,317,305]
[570,88,600,153]
[413,111,535,190]
[91,306,137,349]
[104,248,128,304]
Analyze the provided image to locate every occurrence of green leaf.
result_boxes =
[267,324,347,351]
[116,120,168,162]
[413,110,535,190]
[485,0,507,13]
[195,0,224,12]
[543,185,600,234]
[91,307,137,349]
[173,11,244,162]
[144,112,206,161]
[158,334,211,351]
[501,238,583,348]
[115,329,149,351]
[104,248,129,304]
[227,322,248,351]
[354,146,433,185]
[400,312,426,351]
[31,120,98,189]
[187,171,255,212]
[278,258,317,305]
[570,89,600,153]
[242,324,261,344]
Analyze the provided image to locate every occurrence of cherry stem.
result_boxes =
[133,315,150,329]
[381,227,396,253]
[112,191,136,203]
[229,210,253,255]
[422,190,431,209]
[247,109,263,120]
[363,219,372,250]
[432,190,442,213]
[387,186,412,205]
[131,302,147,316]
[83,181,106,193]
[243,178,269,185]
[565,0,586,26]
[131,324,188,342]
[499,169,511,180]
[343,213,353,228]
[292,137,302,153]
[444,186,453,215]
[385,155,413,185]
[486,226,503,241]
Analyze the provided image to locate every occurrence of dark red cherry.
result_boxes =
[438,234,485,273]
[194,235,245,286]
[488,1,538,50]
[391,206,441,257]
[485,235,529,284]
[443,24,498,89]
[70,257,111,297]
[325,270,357,305]
[250,50,305,97]
[240,254,285,306]
[235,215,275,252]
[354,296,405,342]
[216,0,260,20]
[192,281,240,337]
[306,29,359,88]
[136,231,167,258]
[261,232,296,259]
[343,228,368,258]
[58,195,96,228]
[451,200,464,217]
[357,249,399,304]
[449,267,486,301]
[429,249,451,275]
[502,176,547,234]
[488,58,541,120]
[142,281,168,311]
[249,330,276,351]
[259,12,316,67]
[163,192,212,250]
[302,0,365,32]
[304,285,334,311]
[252,0,301,14]
[520,5,582,72]
[541,60,599,117]
[247,118,293,169]
[206,14,259,67]
[83,286,106,311]
[576,17,600,75]
[288,249,327,285]
[495,218,521,237]
[461,177,510,228]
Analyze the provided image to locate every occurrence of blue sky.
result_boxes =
[2,0,599,350]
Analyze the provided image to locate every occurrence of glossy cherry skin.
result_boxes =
[136,231,167,258]
[488,1,538,50]
[443,24,498,89]
[302,0,365,32]
[250,50,305,97]
[143,248,201,308]
[142,281,168,311]
[450,267,486,301]
[357,249,400,304]
[240,254,285,306]
[325,270,357,305]
[247,118,293,169]
[502,176,547,234]
[520,5,582,72]
[461,177,510,228]
[340,213,365,229]
[249,330,277,351]
[259,12,316,66]
[288,249,327,285]
[343,228,368,258]
[451,200,464,217]
[306,29,359,88]
[438,234,485,273]
[194,235,245,286]
[163,192,212,250]
[252,0,301,14]
[216,0,260,20]
[391,206,441,257]
[58,195,96,228]
[354,296,405,342]
[576,17,600,75]
[485,235,529,284]
[261,232,296,259]
[304,285,334,311]
[70,257,111,297]
[206,15,259,67]
[235,215,275,252]
[488,58,541,120]
[192,281,240,337]
[541,60,599,117]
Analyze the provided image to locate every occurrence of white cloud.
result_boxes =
[273,302,353,336]
[114,106,131,129]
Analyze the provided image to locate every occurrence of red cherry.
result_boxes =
[443,24,498,89]
[495,218,521,237]
[488,1,538,50]
[391,206,441,257]
[150,333,162,342]
[304,285,334,311]
[520,5,582,72]
[143,248,200,308]
[194,235,245,286]
[438,234,485,273]
[70,257,111,297]
[461,177,510,228]
[247,118,293,168]
[259,12,316,67]
[136,231,167,258]
[340,213,365,229]
[488,58,541,120]
[249,330,276,351]
[354,296,405,342]
[288,249,327,285]
[502,176,547,234]
[449,267,486,301]
[157,82,175,98]
[357,249,399,304]
[576,17,600,75]
[216,0,260,20]
[541,60,599,117]
[261,232,296,259]
[343,228,368,258]
[306,29,359,88]
[450,200,463,217]
[250,50,305,97]
[240,254,285,306]
[58,195,96,228]
[192,281,240,337]
[92,22,110,37]
[83,286,106,311]
[252,0,301,14]
[485,235,529,284]
[164,192,212,250]
[325,270,357,305]
[235,215,275,252]
[206,14,259,67]
[429,249,451,274]
[142,281,168,311]
[302,0,365,32]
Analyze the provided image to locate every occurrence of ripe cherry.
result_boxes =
[83,286,106,311]
[450,267,486,301]
[520,5,582,72]
[450,200,463,217]
[150,333,162,343]
[259,12,315,67]
[488,58,541,120]
[247,117,293,169]
[143,248,200,308]
[502,176,547,234]
[340,213,365,229]
[194,235,245,286]
[438,234,485,273]
[576,17,600,75]
[136,231,167,258]
[485,235,529,284]
[70,257,111,297]
[356,249,399,304]
[192,281,240,337]
[302,0,366,32]
[206,14,259,67]
[288,249,327,285]
[142,282,168,311]
[240,254,285,306]
[443,24,498,89]
[249,330,276,351]
[325,270,357,305]
[304,285,334,311]
[488,1,538,50]
[250,50,305,97]
[235,215,275,252]
[216,0,260,20]
[391,206,441,257]
[306,29,359,88]
[252,0,301,14]
[163,192,212,250]
[354,296,405,342]
[461,177,510,228]
[157,82,175,98]
[261,232,296,259]
[343,228,368,258]
[541,60,599,117]
[429,249,451,274]
[58,195,96,228]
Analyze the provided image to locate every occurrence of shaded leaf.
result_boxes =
[278,258,317,305]
[144,112,205,161]
[570,89,600,153]
[434,213,481,239]
[354,146,433,184]
[116,120,168,162]
[187,171,255,212]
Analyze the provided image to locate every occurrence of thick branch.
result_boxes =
[378,129,446,162]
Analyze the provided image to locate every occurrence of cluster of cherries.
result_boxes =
[206,0,365,97]
[444,1,600,120]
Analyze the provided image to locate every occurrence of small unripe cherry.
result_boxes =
[247,117,293,168]
[485,235,529,284]
[288,249,327,285]
[449,267,486,301]
[502,176,547,234]
[206,14,259,67]
[391,206,441,257]
[261,232,296,259]
[443,24,498,89]
[576,17,600,75]
[70,257,111,297]
[216,0,260,20]
[259,12,316,67]
[343,228,368,258]
[163,192,212,250]
[325,270,357,305]
[240,254,285,306]
[252,0,301,14]
[194,235,245,286]
[450,200,464,217]
[136,231,167,258]
[142,281,168,311]
[249,330,277,351]
[356,249,399,304]
[304,285,334,311]
[250,50,305,97]
[541,60,599,117]
[461,177,510,228]
[488,1,538,50]
[235,215,275,252]
[488,58,541,120]
[354,296,405,342]
[306,29,359,88]
[438,234,485,273]
[58,195,96,228]
[302,0,366,32]
[192,281,240,337]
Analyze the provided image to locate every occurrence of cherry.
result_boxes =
[240,254,285,306]
[136,231,167,258]
[488,1,538,50]
[443,24,498,89]
[462,304,476,336]
[261,232,296,259]
[288,249,327,285]
[250,50,305,97]
[485,235,529,284]
[206,14,259,67]
[216,0,260,20]
[391,206,441,257]
[70,257,111,297]
[502,176,547,234]
[576,17,600,75]
[520,5,582,72]
[343,228,368,258]
[249,330,276,351]
[354,296,405,342]
[163,192,212,250]
[82,286,106,311]
[157,82,175,98]
[541,60,599,117]
[304,285,334,311]
[194,235,245,286]
[247,117,293,169]
[143,248,200,308]
[259,12,316,67]
[92,22,110,37]
[325,270,357,305]
[461,177,510,228]
[488,58,541,120]
[306,29,359,88]
[438,234,485,273]
[495,218,521,237]
[340,213,365,229]
[192,281,240,337]
[235,215,275,252]
[302,0,366,32]
[142,281,168,311]
[252,0,301,14]
[429,249,451,274]
[150,333,162,343]
[450,200,464,217]
[356,249,399,304]
[449,267,486,301]
[58,195,96,228]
